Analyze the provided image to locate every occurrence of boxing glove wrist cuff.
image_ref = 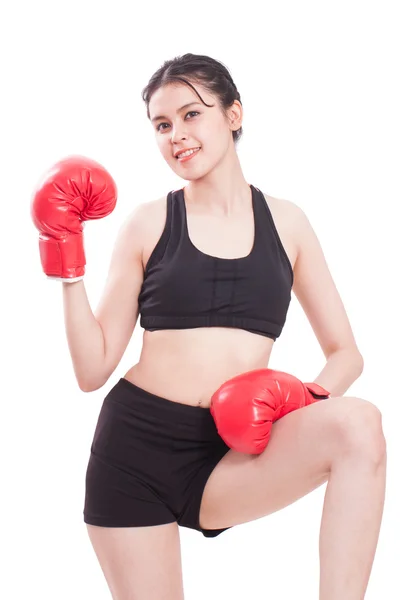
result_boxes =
[39,232,86,279]
[304,382,331,399]
[47,275,85,283]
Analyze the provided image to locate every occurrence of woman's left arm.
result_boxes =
[290,203,364,397]
[312,348,364,397]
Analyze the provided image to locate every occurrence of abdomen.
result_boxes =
[124,328,274,407]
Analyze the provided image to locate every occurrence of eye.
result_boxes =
[156,111,200,132]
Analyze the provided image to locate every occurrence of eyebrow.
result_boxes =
[150,102,202,123]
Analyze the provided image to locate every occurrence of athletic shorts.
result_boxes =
[83,377,232,538]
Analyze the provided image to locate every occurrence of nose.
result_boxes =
[170,122,188,144]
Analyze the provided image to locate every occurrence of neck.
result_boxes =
[184,149,251,217]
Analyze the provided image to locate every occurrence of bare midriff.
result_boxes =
[123,191,296,408]
[124,328,274,408]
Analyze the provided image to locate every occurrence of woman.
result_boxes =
[32,54,386,599]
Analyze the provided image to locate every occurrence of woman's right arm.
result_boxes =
[62,204,148,392]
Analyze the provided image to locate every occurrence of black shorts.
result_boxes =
[83,377,232,538]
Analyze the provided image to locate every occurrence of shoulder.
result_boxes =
[265,194,330,288]
[262,192,301,221]
[122,194,168,235]
[271,196,320,256]
[261,191,305,249]
[119,195,169,271]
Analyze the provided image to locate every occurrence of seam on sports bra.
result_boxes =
[229,260,238,314]
[210,259,217,312]
[140,314,283,328]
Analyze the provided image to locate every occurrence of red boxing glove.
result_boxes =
[31,155,117,281]
[210,368,330,455]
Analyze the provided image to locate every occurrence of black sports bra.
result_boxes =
[138,184,293,340]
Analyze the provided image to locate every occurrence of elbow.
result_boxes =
[75,362,114,393]
[351,349,364,373]
[73,361,113,392]
[79,382,95,393]
[78,377,108,393]
[348,350,364,377]
[329,347,364,375]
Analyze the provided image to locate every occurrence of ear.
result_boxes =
[226,100,243,131]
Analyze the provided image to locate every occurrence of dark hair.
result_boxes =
[141,53,243,144]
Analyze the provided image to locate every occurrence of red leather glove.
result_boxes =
[210,368,330,455]
[31,155,117,281]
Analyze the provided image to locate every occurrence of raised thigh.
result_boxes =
[86,522,184,600]
[199,396,381,530]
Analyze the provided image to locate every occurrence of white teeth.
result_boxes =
[177,147,200,159]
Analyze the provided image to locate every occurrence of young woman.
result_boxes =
[32,54,386,599]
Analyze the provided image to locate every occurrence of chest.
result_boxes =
[142,193,297,273]
[185,210,256,259]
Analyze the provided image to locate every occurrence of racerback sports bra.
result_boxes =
[138,184,293,341]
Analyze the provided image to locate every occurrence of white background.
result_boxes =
[1,0,399,598]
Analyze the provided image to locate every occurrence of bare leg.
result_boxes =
[319,427,387,599]
[86,522,184,600]
[199,397,387,599]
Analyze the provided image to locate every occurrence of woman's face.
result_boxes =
[148,82,239,180]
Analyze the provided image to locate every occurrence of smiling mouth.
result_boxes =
[176,147,201,160]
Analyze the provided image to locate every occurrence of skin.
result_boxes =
[149,81,248,217]
[86,80,386,600]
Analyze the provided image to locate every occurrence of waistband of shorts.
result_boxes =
[112,377,217,425]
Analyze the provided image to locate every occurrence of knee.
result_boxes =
[335,397,386,464]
